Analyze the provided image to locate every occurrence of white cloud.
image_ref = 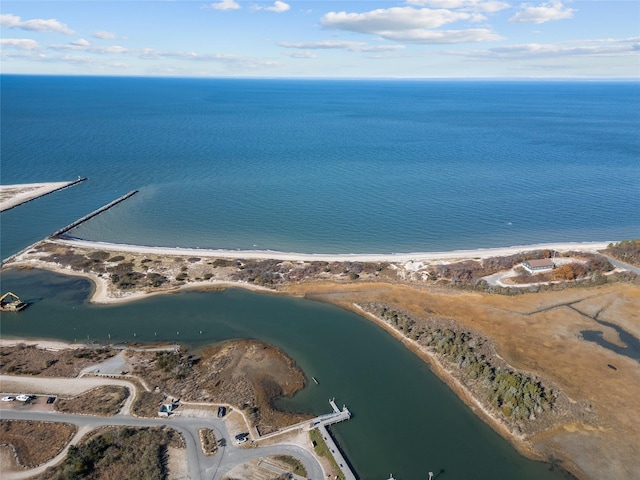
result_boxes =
[265,1,291,13]
[49,42,129,54]
[0,13,74,34]
[450,38,640,59]
[280,40,405,52]
[0,38,41,50]
[509,2,574,24]
[406,0,510,13]
[71,38,90,47]
[381,28,502,43]
[207,0,241,11]
[93,30,119,40]
[320,7,501,44]
[321,7,475,32]
[319,6,503,45]
[284,51,317,59]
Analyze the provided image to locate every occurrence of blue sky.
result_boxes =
[1,1,638,78]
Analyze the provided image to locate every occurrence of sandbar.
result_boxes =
[0,181,81,212]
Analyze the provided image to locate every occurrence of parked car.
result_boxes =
[217,406,226,418]
[1,396,15,402]
[47,396,56,404]
[234,433,248,444]
[16,394,32,402]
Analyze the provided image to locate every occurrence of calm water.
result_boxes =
[1,76,639,257]
[0,268,570,480]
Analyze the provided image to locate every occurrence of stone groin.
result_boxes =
[50,190,138,239]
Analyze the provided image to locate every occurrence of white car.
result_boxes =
[16,394,32,402]
[1,396,15,402]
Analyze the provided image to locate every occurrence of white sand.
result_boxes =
[56,238,612,263]
[0,338,84,351]
[0,181,77,212]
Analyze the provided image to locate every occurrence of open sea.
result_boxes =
[1,75,639,256]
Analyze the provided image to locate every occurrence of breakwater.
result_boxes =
[50,190,138,239]
[1,190,138,265]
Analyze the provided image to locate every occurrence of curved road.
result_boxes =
[0,409,323,480]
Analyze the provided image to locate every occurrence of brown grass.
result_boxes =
[131,391,165,418]
[0,420,76,468]
[0,345,116,377]
[55,385,129,416]
[199,428,218,456]
[288,281,640,480]
[130,339,310,433]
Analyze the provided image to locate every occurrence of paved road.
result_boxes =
[0,409,323,480]
[601,254,640,276]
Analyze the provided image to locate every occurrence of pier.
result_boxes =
[313,399,356,480]
[50,190,138,238]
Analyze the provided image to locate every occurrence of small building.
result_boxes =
[522,258,555,273]
[158,403,175,417]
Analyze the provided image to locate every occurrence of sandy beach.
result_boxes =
[0,181,82,212]
[56,238,613,263]
[6,237,614,306]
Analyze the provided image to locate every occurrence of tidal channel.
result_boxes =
[1,268,571,480]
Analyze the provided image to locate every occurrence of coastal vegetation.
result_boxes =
[23,241,634,305]
[198,428,218,456]
[606,239,640,267]
[128,340,309,434]
[37,426,183,480]
[362,304,556,426]
[55,386,129,417]
[0,420,77,469]
[0,344,115,377]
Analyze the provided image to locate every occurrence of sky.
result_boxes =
[1,1,638,78]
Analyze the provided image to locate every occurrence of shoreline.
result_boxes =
[5,238,615,306]
[56,237,612,263]
[349,304,553,465]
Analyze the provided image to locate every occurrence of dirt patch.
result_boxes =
[55,385,129,416]
[129,339,310,434]
[0,445,22,472]
[166,446,190,480]
[0,420,76,468]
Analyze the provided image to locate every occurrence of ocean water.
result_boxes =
[2,76,639,256]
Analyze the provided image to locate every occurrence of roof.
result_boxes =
[524,258,555,268]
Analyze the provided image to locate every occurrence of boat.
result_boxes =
[0,292,28,312]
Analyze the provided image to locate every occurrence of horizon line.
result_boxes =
[1,73,638,82]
